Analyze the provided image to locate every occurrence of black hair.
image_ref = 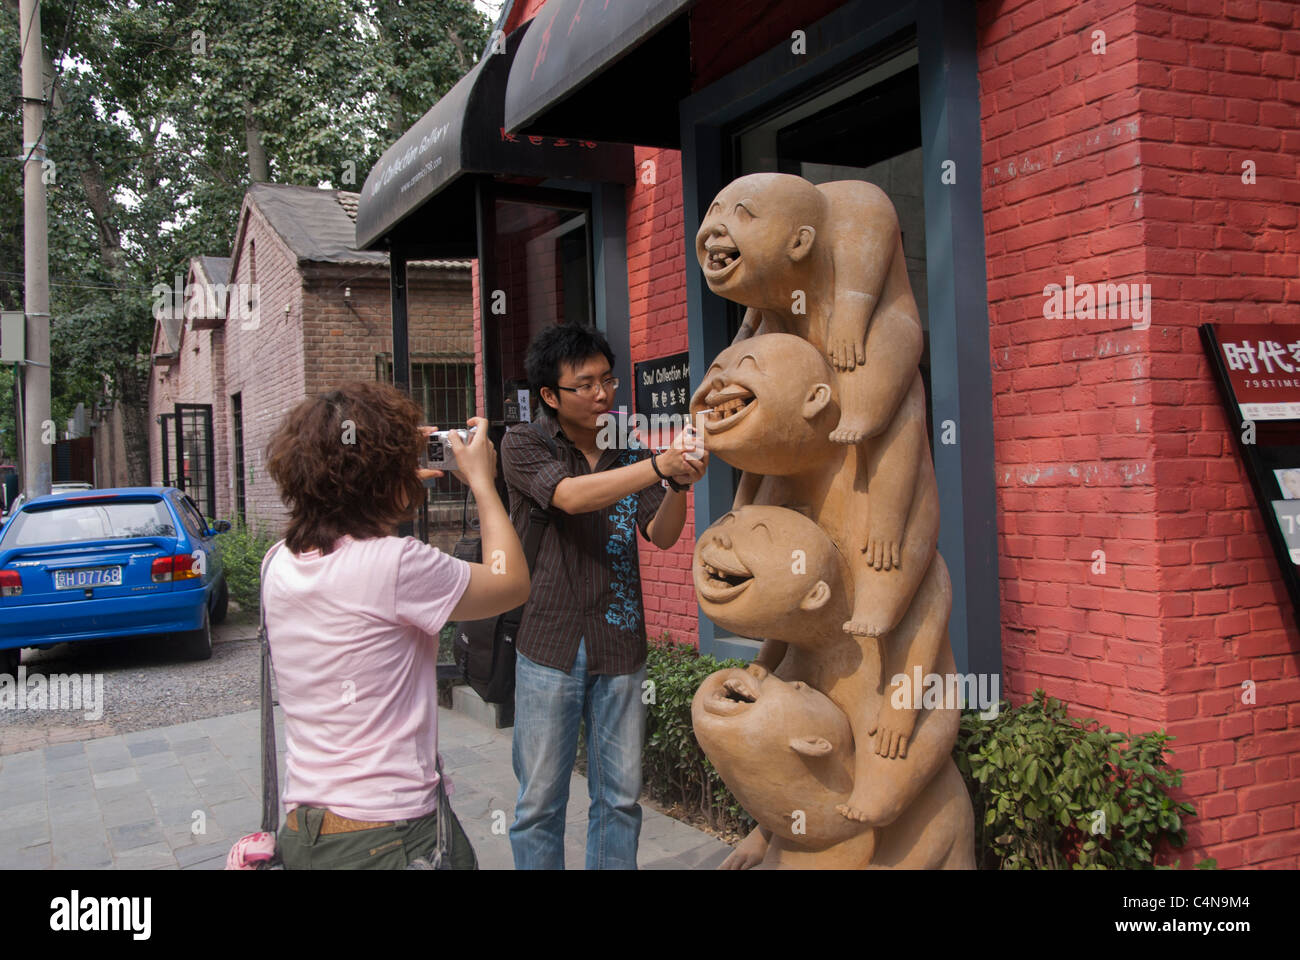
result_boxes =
[525,324,616,417]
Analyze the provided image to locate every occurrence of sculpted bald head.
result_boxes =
[688,333,838,474]
[696,173,829,309]
[694,504,850,640]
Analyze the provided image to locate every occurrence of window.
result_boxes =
[5,500,176,547]
[231,392,246,521]
[376,358,476,501]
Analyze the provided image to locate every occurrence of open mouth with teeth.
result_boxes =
[701,669,761,716]
[704,240,742,280]
[700,386,755,434]
[696,547,755,602]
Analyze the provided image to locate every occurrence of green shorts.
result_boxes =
[277,797,478,870]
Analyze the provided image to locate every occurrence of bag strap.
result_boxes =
[258,540,286,834]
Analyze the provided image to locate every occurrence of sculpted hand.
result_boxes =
[718,826,768,870]
[868,701,918,760]
[827,330,866,372]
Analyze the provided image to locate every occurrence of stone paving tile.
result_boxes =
[173,840,233,868]
[92,767,141,790]
[108,819,167,852]
[0,842,52,869]
[43,742,86,760]
[126,738,170,758]
[44,754,91,775]
[100,796,157,829]
[53,845,115,870]
[3,799,49,827]
[169,737,213,757]
[47,799,99,827]
[86,752,134,774]
[0,823,51,850]
[110,842,177,870]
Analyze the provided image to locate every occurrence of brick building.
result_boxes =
[359,0,1300,868]
[148,183,475,543]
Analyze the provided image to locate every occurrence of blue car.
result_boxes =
[0,487,230,675]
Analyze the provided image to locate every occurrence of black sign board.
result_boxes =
[635,352,690,416]
[633,351,690,448]
[1202,323,1300,630]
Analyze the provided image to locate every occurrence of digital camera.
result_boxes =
[422,427,476,471]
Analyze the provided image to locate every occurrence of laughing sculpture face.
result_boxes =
[688,333,837,475]
[695,173,827,310]
[692,667,857,844]
[694,504,850,640]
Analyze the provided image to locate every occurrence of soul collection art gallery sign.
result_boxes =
[633,351,690,448]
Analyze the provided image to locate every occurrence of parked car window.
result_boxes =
[2,500,177,546]
[172,494,208,540]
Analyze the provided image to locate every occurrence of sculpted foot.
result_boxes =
[843,617,887,639]
[835,801,872,823]
[849,581,911,638]
[829,422,868,445]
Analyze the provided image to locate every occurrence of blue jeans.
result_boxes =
[510,639,647,869]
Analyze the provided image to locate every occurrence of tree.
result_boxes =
[2,0,491,484]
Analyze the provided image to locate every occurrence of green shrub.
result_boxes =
[953,689,1196,869]
[640,634,754,834]
[218,519,278,613]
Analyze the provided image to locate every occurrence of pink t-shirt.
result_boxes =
[263,534,472,820]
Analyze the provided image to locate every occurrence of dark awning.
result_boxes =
[356,17,634,252]
[504,0,696,149]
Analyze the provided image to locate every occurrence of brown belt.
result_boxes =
[285,807,395,835]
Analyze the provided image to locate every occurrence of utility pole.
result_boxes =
[20,0,51,499]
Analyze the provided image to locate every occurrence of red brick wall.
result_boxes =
[626,146,699,647]
[978,0,1300,868]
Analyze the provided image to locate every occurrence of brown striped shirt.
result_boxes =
[500,413,666,675]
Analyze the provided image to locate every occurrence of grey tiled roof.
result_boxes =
[198,256,231,287]
[246,183,471,270]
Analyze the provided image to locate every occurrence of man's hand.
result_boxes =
[670,450,708,487]
[665,428,708,486]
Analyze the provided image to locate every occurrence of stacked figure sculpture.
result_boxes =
[688,173,975,869]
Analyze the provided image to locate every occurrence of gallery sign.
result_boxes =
[1202,323,1300,630]
[1210,323,1300,420]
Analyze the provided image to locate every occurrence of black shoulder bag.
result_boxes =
[451,420,554,704]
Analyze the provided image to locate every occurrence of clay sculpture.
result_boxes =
[694,504,958,831]
[688,333,935,639]
[695,173,923,446]
[688,173,974,869]
[693,667,975,869]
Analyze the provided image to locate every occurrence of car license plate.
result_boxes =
[54,566,123,590]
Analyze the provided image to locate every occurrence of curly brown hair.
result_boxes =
[266,380,426,555]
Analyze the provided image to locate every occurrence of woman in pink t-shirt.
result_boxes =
[262,380,529,869]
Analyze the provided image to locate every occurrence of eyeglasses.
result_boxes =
[555,376,619,399]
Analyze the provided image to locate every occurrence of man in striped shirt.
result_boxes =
[501,324,707,869]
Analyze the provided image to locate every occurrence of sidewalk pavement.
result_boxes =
[0,701,734,870]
